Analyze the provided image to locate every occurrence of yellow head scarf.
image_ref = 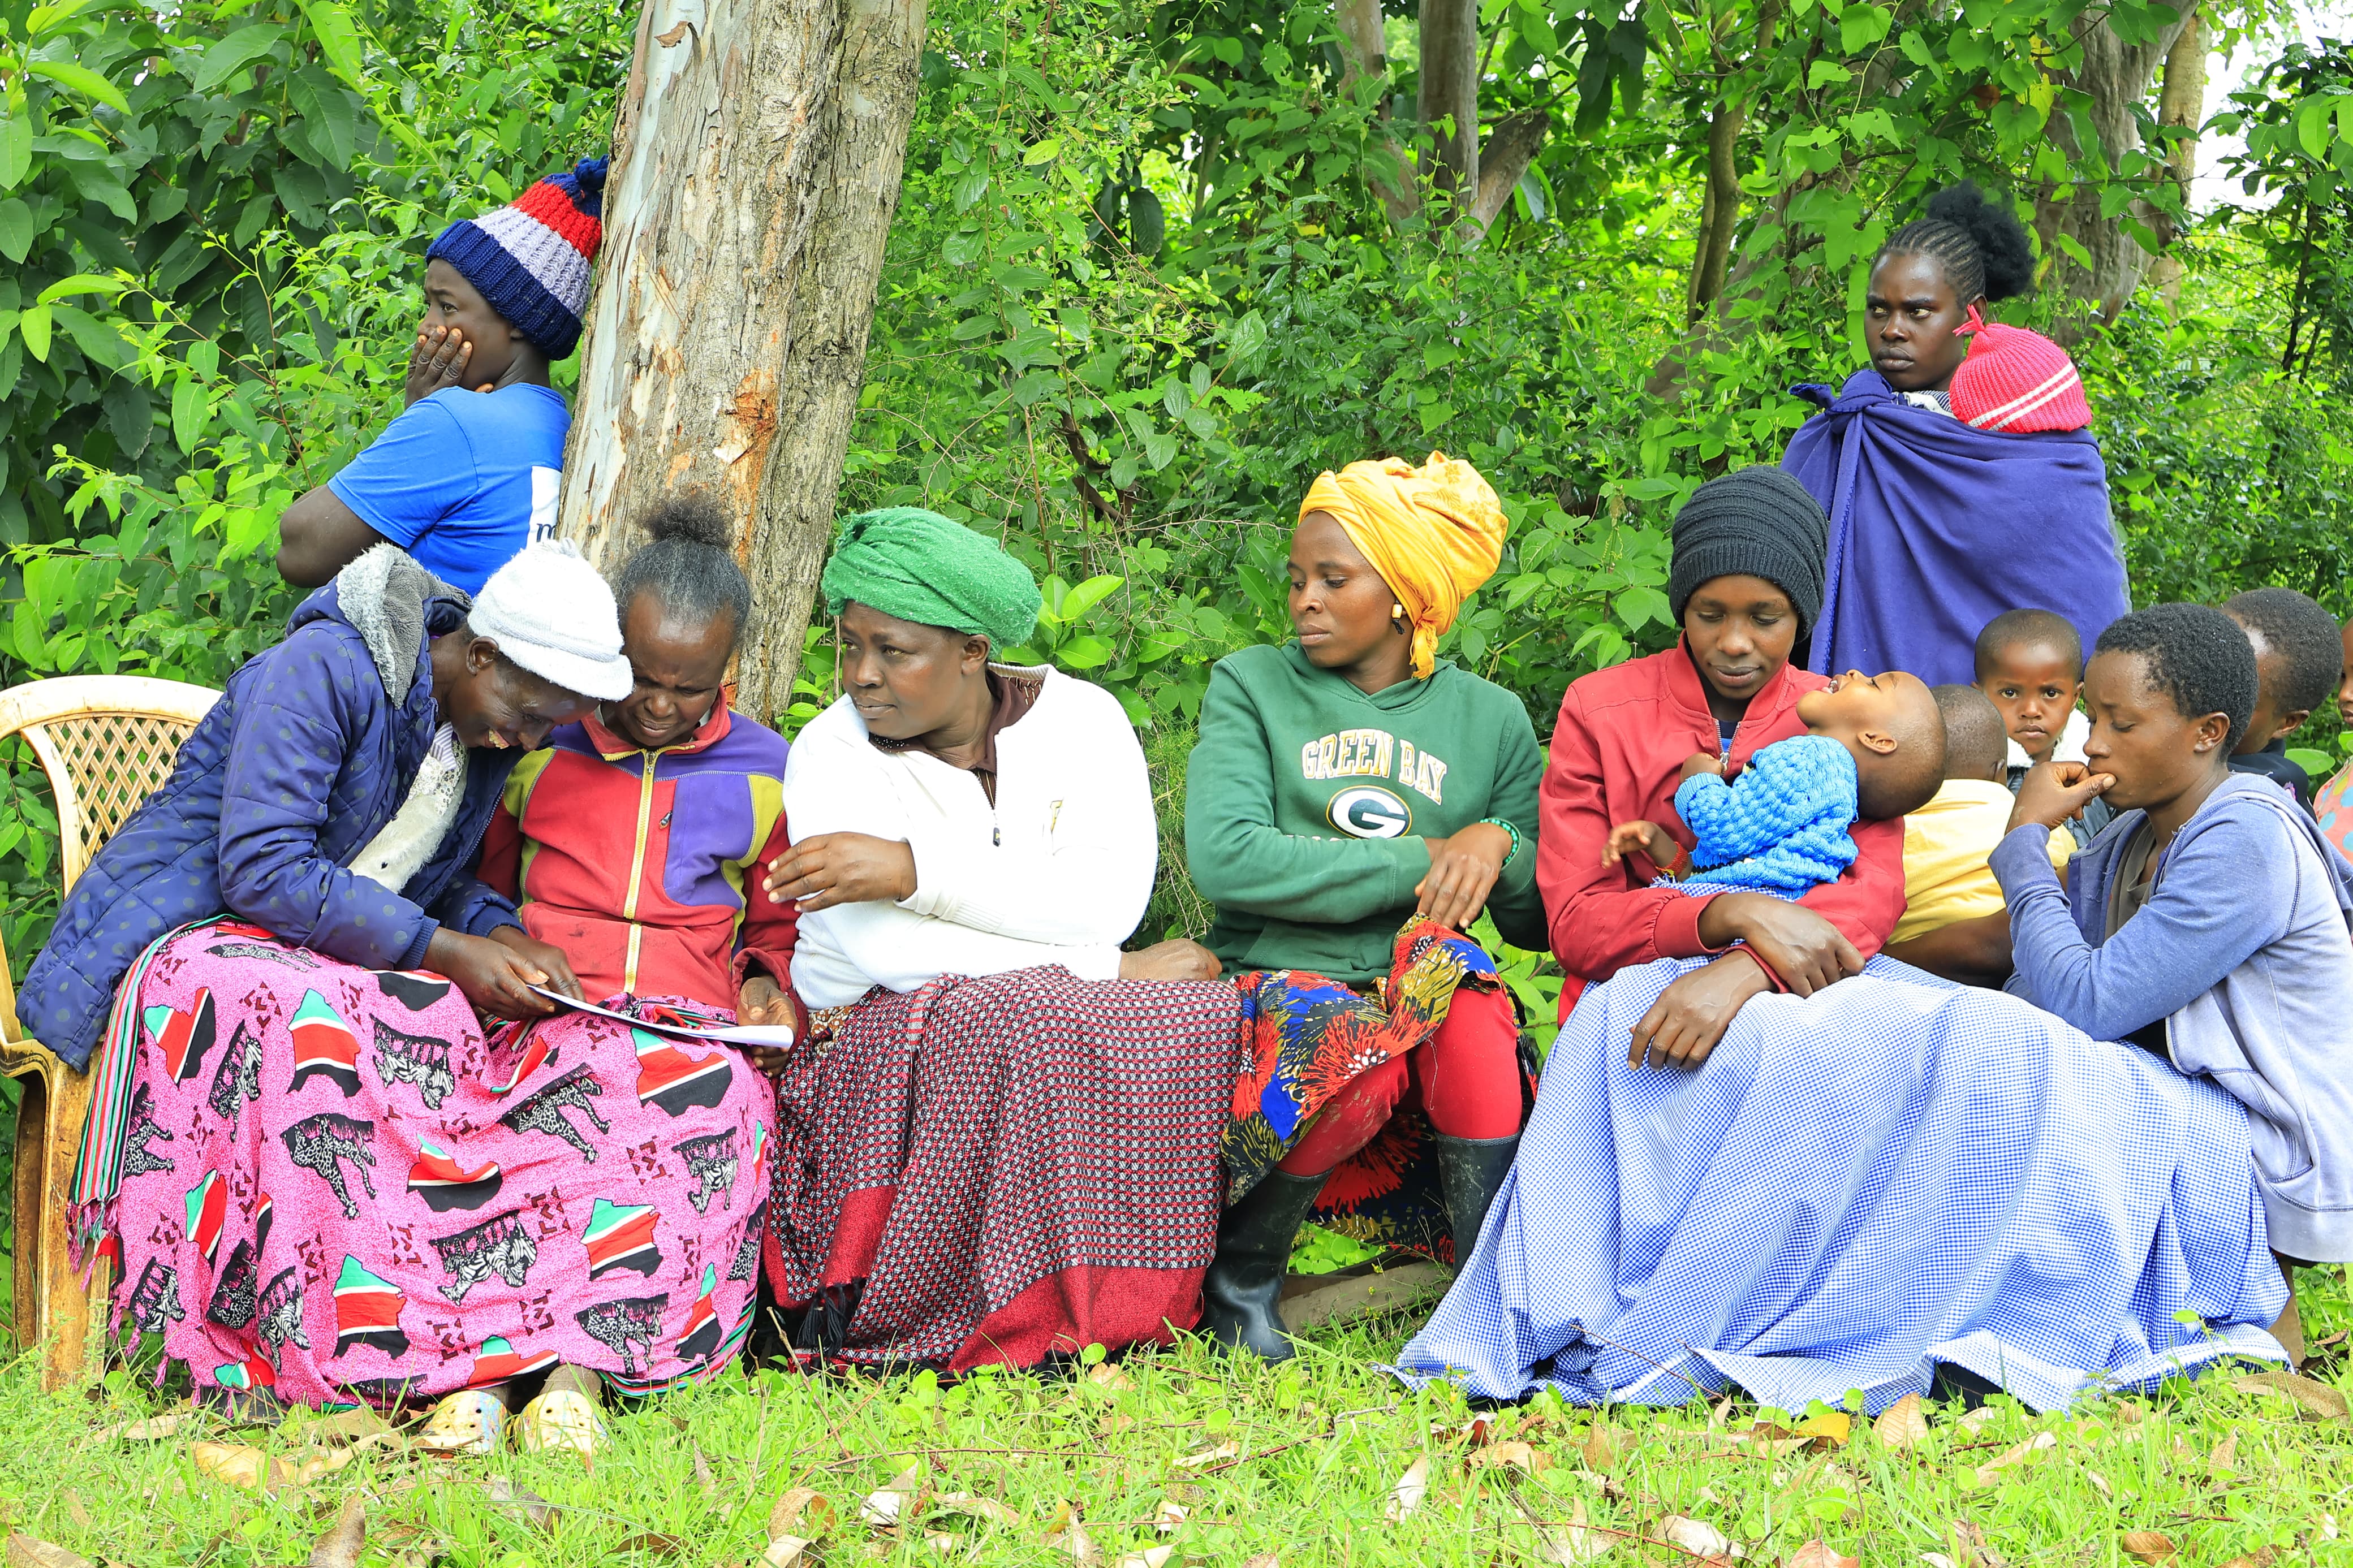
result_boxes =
[1298,452,1507,679]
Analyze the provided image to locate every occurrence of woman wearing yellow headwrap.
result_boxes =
[1182,452,1546,1359]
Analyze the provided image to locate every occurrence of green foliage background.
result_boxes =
[7,0,2353,1303]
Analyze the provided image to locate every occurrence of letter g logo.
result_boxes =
[1328,786,1411,839]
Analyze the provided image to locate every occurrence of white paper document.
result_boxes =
[528,986,798,1048]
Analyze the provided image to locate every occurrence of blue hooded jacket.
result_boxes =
[21,548,523,1070]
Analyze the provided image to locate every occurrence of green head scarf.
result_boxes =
[821,507,1042,650]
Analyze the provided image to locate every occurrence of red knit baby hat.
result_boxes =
[1949,322,2090,433]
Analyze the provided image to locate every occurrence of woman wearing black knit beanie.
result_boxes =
[1781,181,2126,687]
[1533,465,1907,1068]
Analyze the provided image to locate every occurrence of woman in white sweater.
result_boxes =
[762,507,1241,1370]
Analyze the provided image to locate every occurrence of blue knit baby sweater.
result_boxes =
[1673,734,1859,897]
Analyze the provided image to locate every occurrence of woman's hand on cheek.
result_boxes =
[1415,823,1514,932]
[1696,892,1861,997]
[762,833,919,912]
[426,928,562,1020]
[489,925,582,1000]
[1628,952,1771,1069]
[2009,760,2112,833]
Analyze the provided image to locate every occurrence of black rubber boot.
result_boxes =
[1434,1133,1520,1263]
[1199,1169,1328,1360]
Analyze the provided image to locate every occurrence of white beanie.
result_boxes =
[467,541,634,702]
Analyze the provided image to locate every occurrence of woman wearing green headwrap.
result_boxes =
[761,508,1239,1370]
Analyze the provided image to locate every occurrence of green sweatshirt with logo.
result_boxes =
[1183,641,1548,984]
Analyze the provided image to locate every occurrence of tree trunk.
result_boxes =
[1686,100,1746,318]
[558,0,930,723]
[1465,109,1548,242]
[1331,0,1420,222]
[1417,0,1479,210]
[2149,3,2206,307]
[2035,8,2193,342]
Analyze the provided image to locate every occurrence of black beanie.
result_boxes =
[1667,466,1829,632]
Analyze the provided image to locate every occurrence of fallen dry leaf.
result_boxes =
[932,1493,1020,1529]
[2209,1431,2239,1477]
[613,1534,687,1557]
[1792,1412,1851,1448]
[6,1537,92,1568]
[1153,1498,1189,1532]
[1956,1407,2003,1436]
[2119,1531,2176,1563]
[1384,1456,1429,1522]
[691,1442,716,1493]
[59,1500,88,1537]
[191,1441,292,1493]
[769,1488,836,1540]
[1920,1556,1957,1568]
[1114,1548,1175,1568]
[486,1476,559,1532]
[2231,1370,2350,1422]
[759,1536,813,1568]
[2083,1468,2113,1498]
[2214,1551,2278,1568]
[1581,1427,1617,1472]
[1044,1500,1098,1565]
[1468,1440,1552,1474]
[1787,1542,1858,1568]
[1242,1557,1279,1568]
[1084,1363,1136,1393]
[1973,1430,2058,1485]
[1652,1515,1735,1558]
[1171,1439,1240,1470]
[309,1407,393,1445]
[1953,1519,2007,1568]
[1874,1394,1930,1452]
[305,1496,367,1568]
[98,1411,192,1443]
[861,1468,923,1527]
[1528,1496,1612,1565]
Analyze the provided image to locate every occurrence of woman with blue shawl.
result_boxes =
[1780,183,2129,686]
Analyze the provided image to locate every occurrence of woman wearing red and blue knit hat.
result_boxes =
[277,158,608,596]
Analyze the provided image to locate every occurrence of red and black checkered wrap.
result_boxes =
[768,965,1246,1370]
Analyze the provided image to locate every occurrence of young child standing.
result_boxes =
[1974,607,2113,848]
[2221,587,2343,809]
[1604,668,1945,896]
[275,160,607,594]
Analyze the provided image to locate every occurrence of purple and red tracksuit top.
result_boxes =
[478,703,800,1017]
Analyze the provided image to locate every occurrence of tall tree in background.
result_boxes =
[558,0,930,721]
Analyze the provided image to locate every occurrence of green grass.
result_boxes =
[2,1268,2347,1567]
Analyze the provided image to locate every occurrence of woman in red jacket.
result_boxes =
[1537,466,1908,1066]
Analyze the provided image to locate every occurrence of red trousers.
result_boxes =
[1274,984,1523,1176]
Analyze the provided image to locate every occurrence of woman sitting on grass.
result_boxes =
[1183,453,1546,1359]
[1996,602,2353,1366]
[31,543,640,1424]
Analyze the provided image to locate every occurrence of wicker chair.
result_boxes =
[0,675,221,1390]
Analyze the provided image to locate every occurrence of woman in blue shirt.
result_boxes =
[276,159,606,594]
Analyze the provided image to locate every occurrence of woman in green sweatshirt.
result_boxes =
[1184,452,1546,1358]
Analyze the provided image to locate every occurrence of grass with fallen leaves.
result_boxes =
[1,1265,2348,1568]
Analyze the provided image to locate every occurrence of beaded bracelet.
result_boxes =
[1474,817,1523,867]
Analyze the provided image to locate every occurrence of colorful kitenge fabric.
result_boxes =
[2316,763,2353,865]
[83,923,776,1406]
[1227,920,1513,1263]
[769,965,1244,1371]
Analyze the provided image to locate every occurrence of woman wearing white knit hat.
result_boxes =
[28,541,678,1436]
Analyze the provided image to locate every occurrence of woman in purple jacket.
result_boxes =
[23,543,649,1425]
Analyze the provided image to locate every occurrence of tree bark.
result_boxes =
[1331,0,1420,222]
[1686,99,1747,318]
[558,0,930,723]
[2034,8,2193,342]
[1417,0,1479,210]
[2149,2,2206,307]
[1466,109,1548,241]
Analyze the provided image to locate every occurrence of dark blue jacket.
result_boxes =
[23,553,522,1069]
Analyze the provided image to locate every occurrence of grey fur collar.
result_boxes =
[337,545,468,702]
